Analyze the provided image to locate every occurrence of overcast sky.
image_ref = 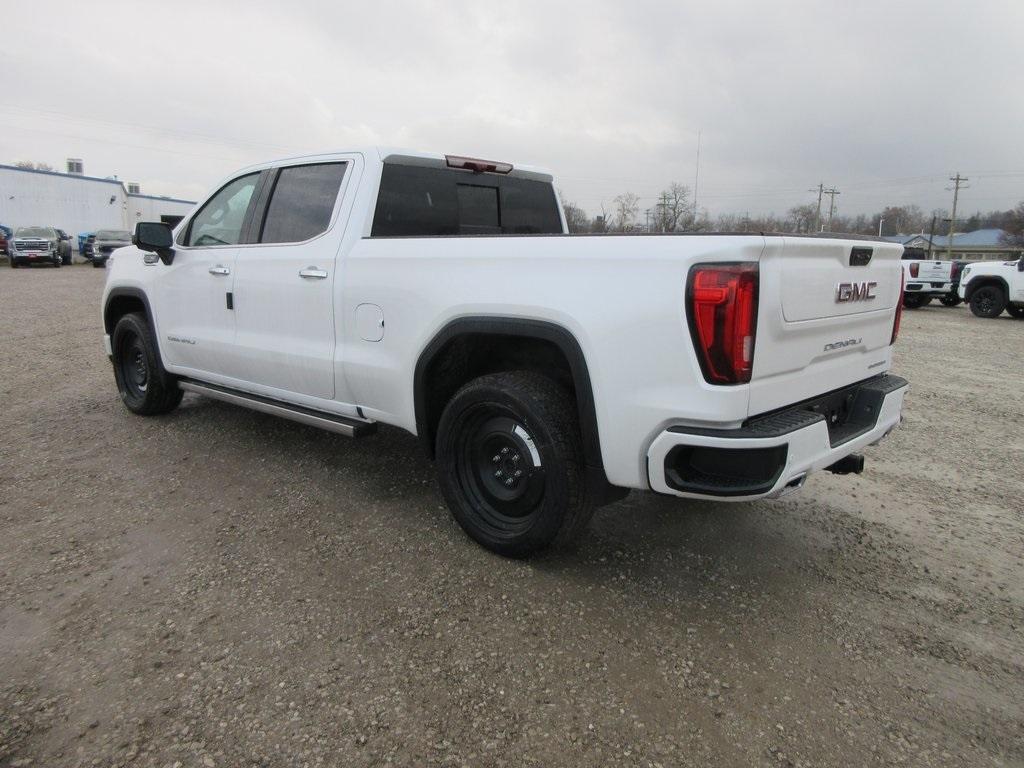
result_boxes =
[2,0,1022,222]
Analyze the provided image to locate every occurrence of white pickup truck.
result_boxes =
[958,257,1024,318]
[901,256,959,309]
[101,148,908,556]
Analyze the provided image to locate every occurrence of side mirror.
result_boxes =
[133,222,175,265]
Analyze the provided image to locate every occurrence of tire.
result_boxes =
[53,256,61,268]
[435,371,595,557]
[939,294,961,307]
[968,285,1007,319]
[903,293,929,309]
[92,260,104,268]
[111,312,183,415]
[9,259,16,268]
[1006,304,1024,319]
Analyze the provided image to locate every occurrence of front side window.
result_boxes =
[185,173,259,247]
[259,163,347,244]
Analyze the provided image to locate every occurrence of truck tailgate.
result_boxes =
[748,237,903,416]
[910,260,952,282]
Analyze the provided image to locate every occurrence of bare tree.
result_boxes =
[652,183,692,232]
[562,201,590,233]
[787,204,819,233]
[613,193,640,232]
[1001,201,1024,247]
[14,160,54,171]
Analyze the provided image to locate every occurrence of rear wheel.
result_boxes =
[968,286,1007,318]
[435,371,595,558]
[939,294,961,307]
[1006,304,1024,319]
[111,312,183,415]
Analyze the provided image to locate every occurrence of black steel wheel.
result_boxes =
[1006,304,1024,319]
[968,286,1007,319]
[436,371,595,557]
[111,312,183,415]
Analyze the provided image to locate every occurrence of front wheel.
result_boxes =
[111,312,183,415]
[435,371,595,558]
[1006,304,1024,319]
[969,286,1007,318]
[92,260,104,268]
[940,294,962,307]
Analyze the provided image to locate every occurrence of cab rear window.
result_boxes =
[371,164,562,237]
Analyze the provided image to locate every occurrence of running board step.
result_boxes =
[178,380,377,438]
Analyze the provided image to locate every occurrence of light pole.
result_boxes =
[878,216,885,237]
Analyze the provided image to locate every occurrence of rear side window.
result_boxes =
[260,163,347,244]
[371,164,562,237]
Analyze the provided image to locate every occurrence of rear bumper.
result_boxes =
[905,281,952,295]
[647,374,907,500]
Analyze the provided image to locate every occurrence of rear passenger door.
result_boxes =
[227,161,351,403]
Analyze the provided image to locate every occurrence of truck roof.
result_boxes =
[233,146,555,183]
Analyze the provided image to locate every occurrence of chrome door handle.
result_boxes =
[299,267,328,280]
[208,265,230,276]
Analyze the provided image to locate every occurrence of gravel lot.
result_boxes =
[1,266,1022,768]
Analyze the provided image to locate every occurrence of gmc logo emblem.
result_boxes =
[836,281,877,303]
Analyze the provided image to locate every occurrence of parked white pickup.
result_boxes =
[901,258,957,308]
[101,147,908,556]
[958,257,1024,318]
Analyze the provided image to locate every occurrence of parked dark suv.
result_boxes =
[90,229,132,267]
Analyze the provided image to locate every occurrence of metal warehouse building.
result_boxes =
[0,162,196,245]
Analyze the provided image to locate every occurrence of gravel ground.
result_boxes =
[1,266,1022,768]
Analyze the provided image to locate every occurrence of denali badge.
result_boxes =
[835,281,877,303]
[824,337,862,351]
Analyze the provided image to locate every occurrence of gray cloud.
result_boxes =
[1,0,1021,221]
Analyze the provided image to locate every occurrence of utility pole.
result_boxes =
[926,215,937,259]
[878,216,885,237]
[644,208,651,233]
[945,173,968,260]
[809,183,824,231]
[823,187,840,232]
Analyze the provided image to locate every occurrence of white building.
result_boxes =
[0,163,196,245]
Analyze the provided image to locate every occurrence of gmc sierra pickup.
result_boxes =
[101,148,908,556]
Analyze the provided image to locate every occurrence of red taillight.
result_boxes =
[909,262,919,278]
[687,263,759,385]
[950,261,961,280]
[891,270,904,345]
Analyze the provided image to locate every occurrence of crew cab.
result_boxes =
[958,257,1024,318]
[101,148,908,556]
[901,254,956,308]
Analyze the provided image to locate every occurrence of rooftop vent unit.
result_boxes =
[66,158,83,175]
[127,183,140,194]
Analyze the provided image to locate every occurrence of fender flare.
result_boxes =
[964,276,1009,302]
[413,317,604,473]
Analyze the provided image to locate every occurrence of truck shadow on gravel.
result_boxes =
[169,396,822,589]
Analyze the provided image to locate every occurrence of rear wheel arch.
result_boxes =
[414,318,607,479]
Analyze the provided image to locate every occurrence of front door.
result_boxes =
[152,172,260,377]
[228,161,350,401]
